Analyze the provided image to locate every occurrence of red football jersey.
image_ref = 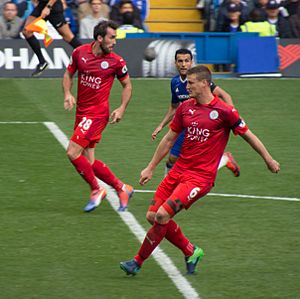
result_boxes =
[170,96,248,183]
[67,43,129,118]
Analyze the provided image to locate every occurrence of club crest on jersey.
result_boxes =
[100,61,109,69]
[209,110,219,120]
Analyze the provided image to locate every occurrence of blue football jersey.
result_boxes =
[170,75,217,105]
[170,75,189,105]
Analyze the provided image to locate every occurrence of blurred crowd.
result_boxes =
[0,0,147,39]
[0,0,299,40]
[197,0,300,38]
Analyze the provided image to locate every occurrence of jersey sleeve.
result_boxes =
[116,57,129,81]
[169,104,184,133]
[227,107,249,135]
[67,48,78,75]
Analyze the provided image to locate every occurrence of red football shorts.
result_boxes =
[71,116,108,148]
[148,169,213,216]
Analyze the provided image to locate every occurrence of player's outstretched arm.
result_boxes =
[110,76,132,124]
[214,86,233,106]
[140,129,178,185]
[241,130,280,173]
[151,104,178,140]
[62,70,76,111]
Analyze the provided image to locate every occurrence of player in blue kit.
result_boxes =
[152,48,240,176]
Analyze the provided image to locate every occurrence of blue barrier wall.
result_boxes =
[126,32,259,64]
[237,37,279,74]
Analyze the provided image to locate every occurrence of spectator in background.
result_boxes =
[217,2,243,32]
[289,0,300,36]
[0,2,23,38]
[80,0,108,38]
[215,0,249,31]
[63,0,79,36]
[14,0,36,20]
[110,0,143,29]
[108,0,148,22]
[240,7,277,35]
[250,0,268,19]
[77,0,109,20]
[283,0,300,16]
[266,0,292,37]
[215,3,243,71]
[0,0,10,15]
[116,8,143,38]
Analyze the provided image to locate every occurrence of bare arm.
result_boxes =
[41,0,58,18]
[214,86,233,106]
[110,76,132,124]
[140,129,179,185]
[241,129,280,173]
[62,70,76,111]
[151,103,179,140]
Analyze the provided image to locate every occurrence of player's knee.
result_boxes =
[66,148,79,161]
[146,211,155,224]
[62,31,74,43]
[155,209,170,224]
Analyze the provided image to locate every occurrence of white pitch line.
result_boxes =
[134,190,300,202]
[208,192,300,202]
[44,121,201,299]
[0,121,41,124]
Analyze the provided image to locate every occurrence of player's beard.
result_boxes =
[100,43,112,55]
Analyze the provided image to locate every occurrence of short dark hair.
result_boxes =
[249,8,265,22]
[120,0,133,5]
[175,48,193,61]
[3,2,17,9]
[93,20,118,40]
[187,65,212,83]
[89,0,102,4]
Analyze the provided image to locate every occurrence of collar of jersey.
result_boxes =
[179,75,187,83]
[192,96,218,106]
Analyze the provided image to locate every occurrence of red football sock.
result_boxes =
[135,221,168,266]
[71,155,99,190]
[165,219,194,257]
[92,159,123,191]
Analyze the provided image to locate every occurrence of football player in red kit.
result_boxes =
[120,65,280,275]
[63,20,133,212]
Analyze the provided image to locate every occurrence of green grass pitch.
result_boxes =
[0,78,299,299]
